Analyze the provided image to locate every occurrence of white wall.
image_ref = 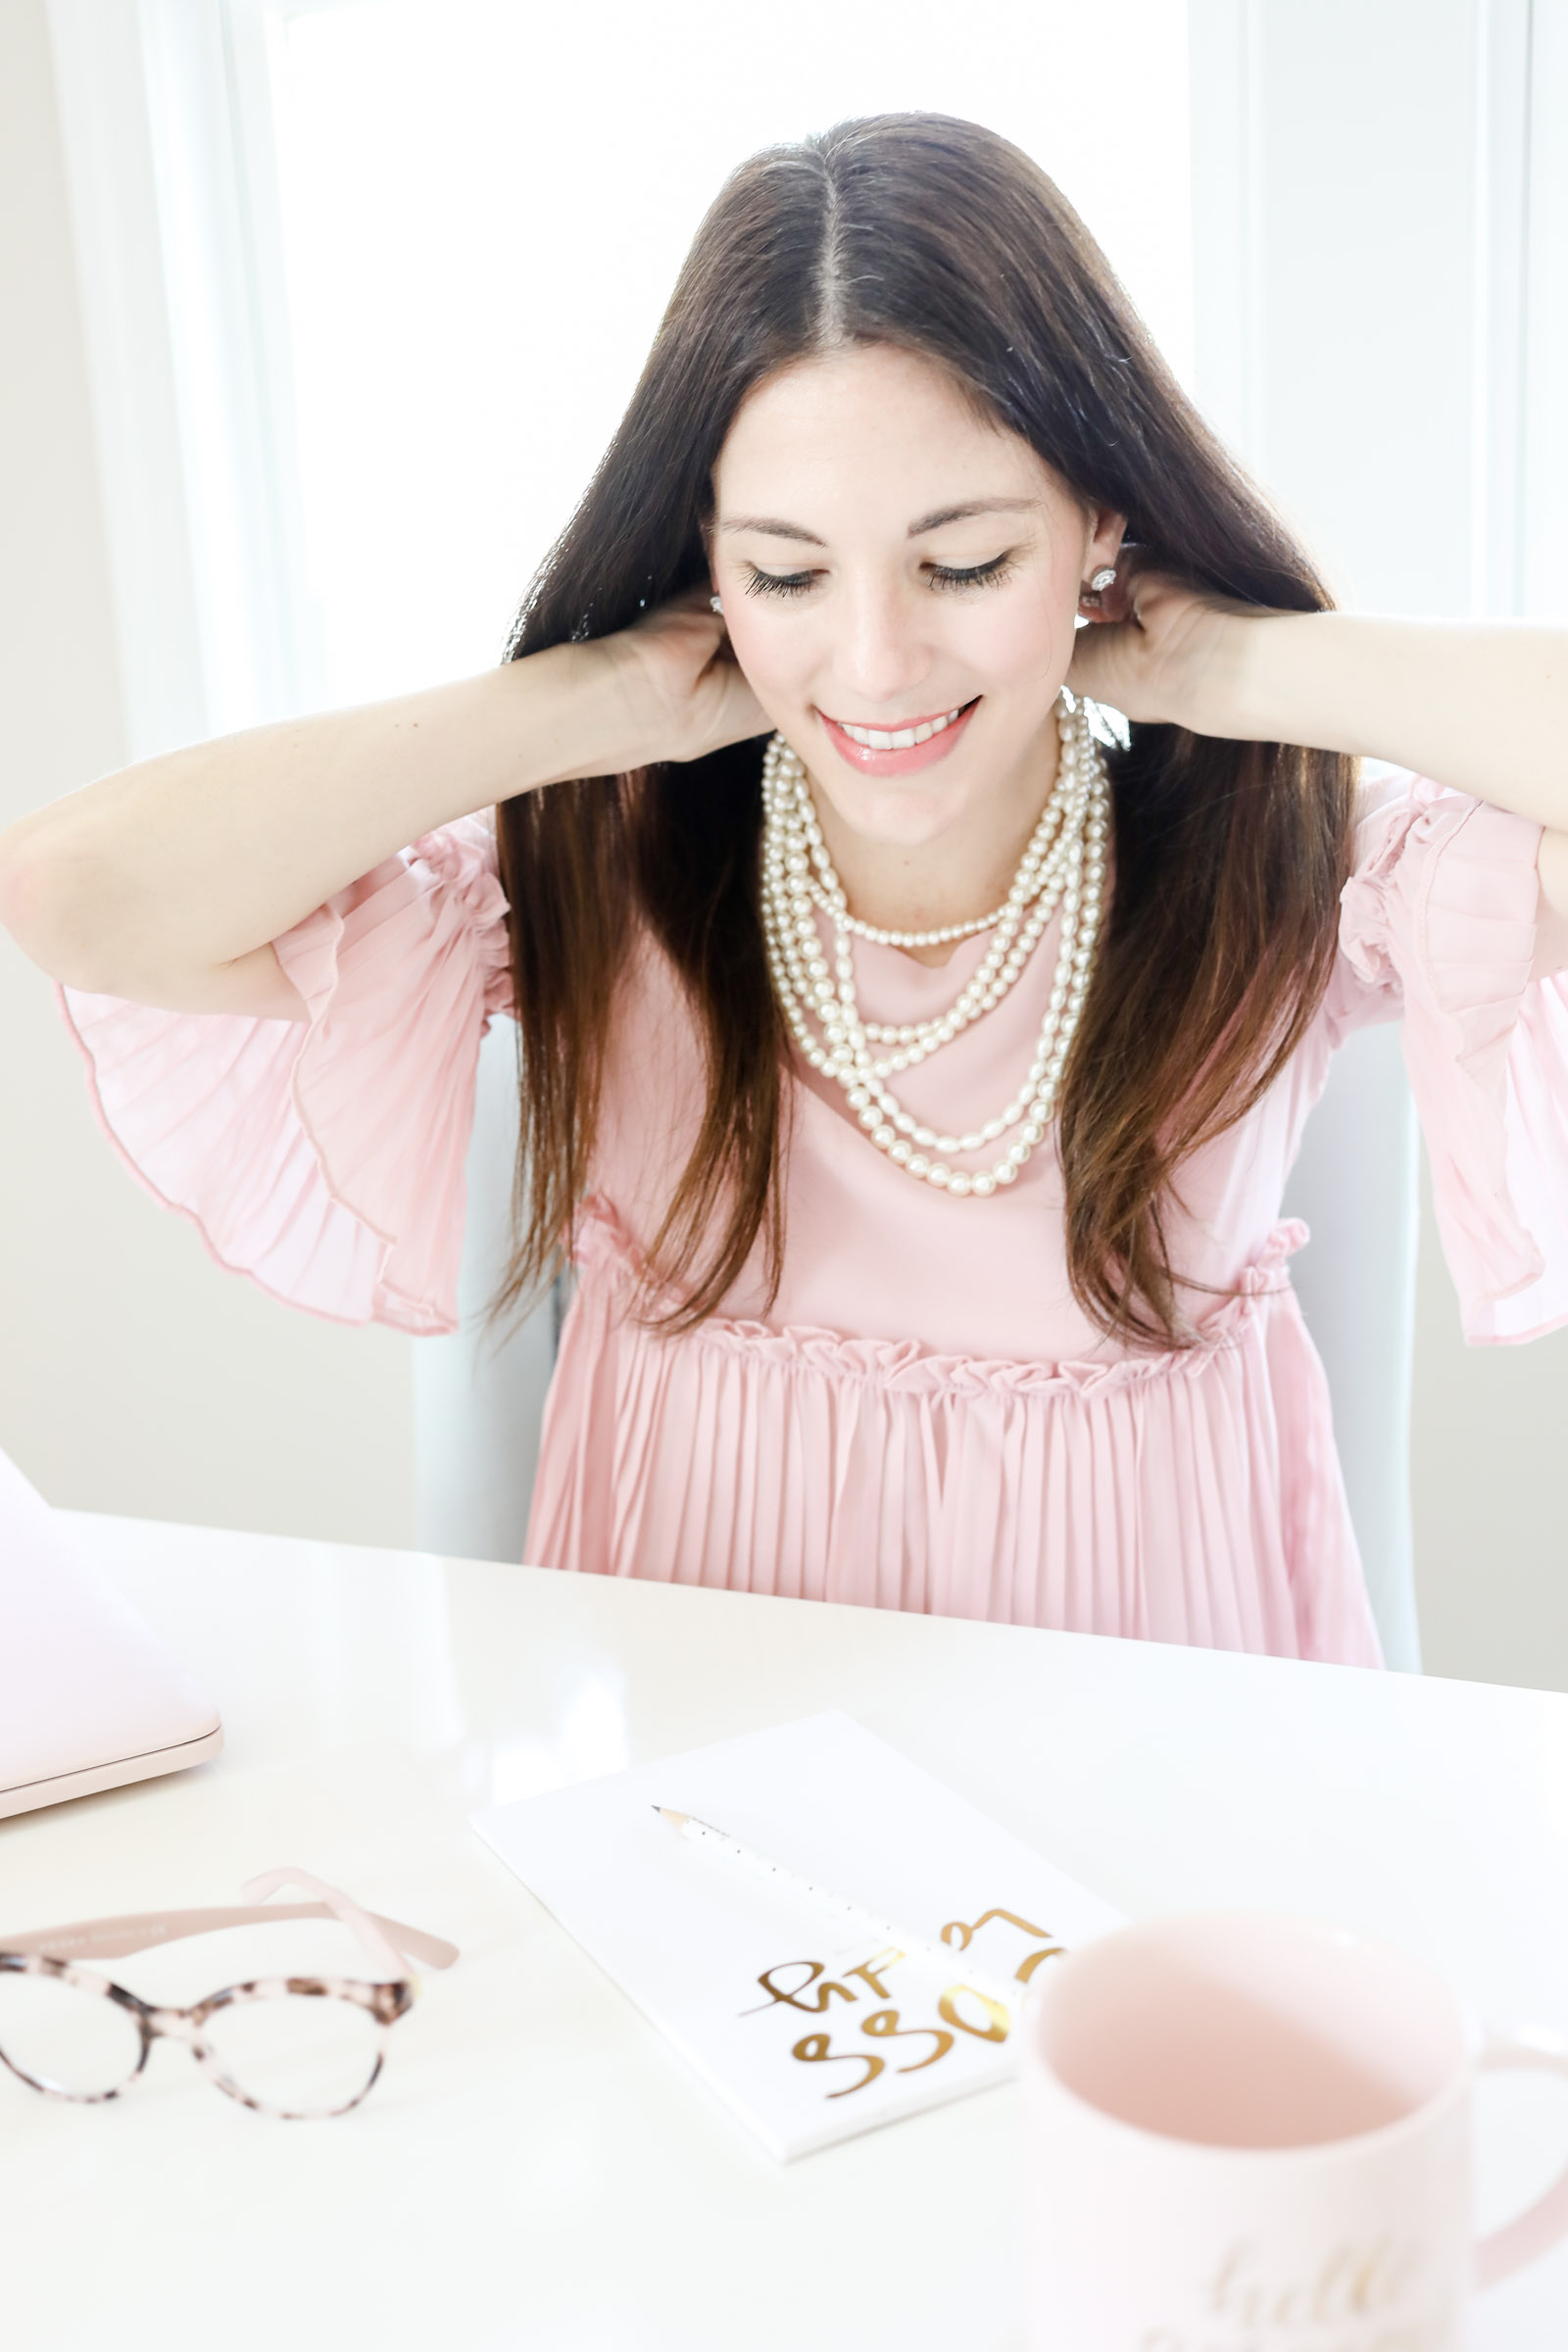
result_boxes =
[1412,1168,1568,1685]
[0,0,416,1546]
[1191,0,1568,1690]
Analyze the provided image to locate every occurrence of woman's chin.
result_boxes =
[810,767,1000,852]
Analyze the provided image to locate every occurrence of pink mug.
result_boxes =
[1021,1912,1568,2349]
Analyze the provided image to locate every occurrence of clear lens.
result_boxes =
[0,1969,143,2097]
[201,1990,383,2117]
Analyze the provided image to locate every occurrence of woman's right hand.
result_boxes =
[593,586,770,767]
[0,584,771,1018]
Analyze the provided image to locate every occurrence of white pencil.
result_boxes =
[654,1805,1023,2020]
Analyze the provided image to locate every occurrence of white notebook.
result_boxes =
[472,1710,1123,2160]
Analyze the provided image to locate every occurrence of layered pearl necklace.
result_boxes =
[760,695,1110,1198]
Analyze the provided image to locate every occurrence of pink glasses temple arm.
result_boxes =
[240,1867,453,1977]
[0,1870,459,1974]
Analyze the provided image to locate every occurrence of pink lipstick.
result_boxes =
[819,697,980,777]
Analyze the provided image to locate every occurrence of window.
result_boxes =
[57,0,1194,736]
[260,0,1194,710]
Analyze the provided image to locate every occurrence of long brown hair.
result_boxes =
[496,114,1353,1348]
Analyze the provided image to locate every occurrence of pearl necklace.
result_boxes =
[760,696,1110,1197]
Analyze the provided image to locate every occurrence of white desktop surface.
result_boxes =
[3,1514,1568,2351]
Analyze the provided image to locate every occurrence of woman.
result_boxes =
[4,115,1567,1666]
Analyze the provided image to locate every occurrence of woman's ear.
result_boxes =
[698,516,720,608]
[1076,509,1129,615]
[1086,508,1128,574]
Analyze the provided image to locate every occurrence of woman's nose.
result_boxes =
[830,581,933,712]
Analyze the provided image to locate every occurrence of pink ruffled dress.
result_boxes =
[59,768,1568,1668]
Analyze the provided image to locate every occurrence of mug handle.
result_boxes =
[1476,2031,1568,2288]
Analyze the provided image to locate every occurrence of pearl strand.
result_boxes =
[789,778,1081,1074]
[797,784,1070,953]
[760,697,1110,1197]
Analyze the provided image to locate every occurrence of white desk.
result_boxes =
[4,1516,1568,2350]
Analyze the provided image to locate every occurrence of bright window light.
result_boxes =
[264,0,1192,708]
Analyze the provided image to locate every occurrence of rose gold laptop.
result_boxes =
[0,1449,221,1820]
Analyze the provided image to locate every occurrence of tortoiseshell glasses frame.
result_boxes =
[0,1866,459,2120]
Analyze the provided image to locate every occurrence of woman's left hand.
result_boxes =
[1070,573,1568,934]
[1065,564,1266,739]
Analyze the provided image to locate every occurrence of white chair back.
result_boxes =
[1282,1023,1422,1669]
[413,1022,556,1567]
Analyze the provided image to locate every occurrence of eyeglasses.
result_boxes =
[0,1867,458,2120]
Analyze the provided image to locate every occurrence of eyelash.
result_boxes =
[743,553,1016,599]
[931,553,1015,593]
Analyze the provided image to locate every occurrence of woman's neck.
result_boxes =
[806,710,1062,968]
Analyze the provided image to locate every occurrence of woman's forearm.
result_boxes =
[1219,612,1568,828]
[1075,586,1568,963]
[0,639,640,1009]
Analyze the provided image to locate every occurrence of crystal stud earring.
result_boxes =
[1088,566,1117,593]
[710,595,724,615]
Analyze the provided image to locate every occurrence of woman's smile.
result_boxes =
[817,696,981,775]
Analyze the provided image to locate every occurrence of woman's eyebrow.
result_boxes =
[717,515,827,544]
[717,497,1040,544]
[906,497,1040,534]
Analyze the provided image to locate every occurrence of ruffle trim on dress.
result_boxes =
[1340,778,1568,1342]
[567,1195,1310,1398]
[58,813,514,1336]
[533,1198,1381,1664]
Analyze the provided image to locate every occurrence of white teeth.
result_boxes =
[836,704,964,750]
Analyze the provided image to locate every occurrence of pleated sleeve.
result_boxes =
[57,815,513,1336]
[1338,773,1568,1343]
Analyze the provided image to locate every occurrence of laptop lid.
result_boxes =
[0,1450,221,1820]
